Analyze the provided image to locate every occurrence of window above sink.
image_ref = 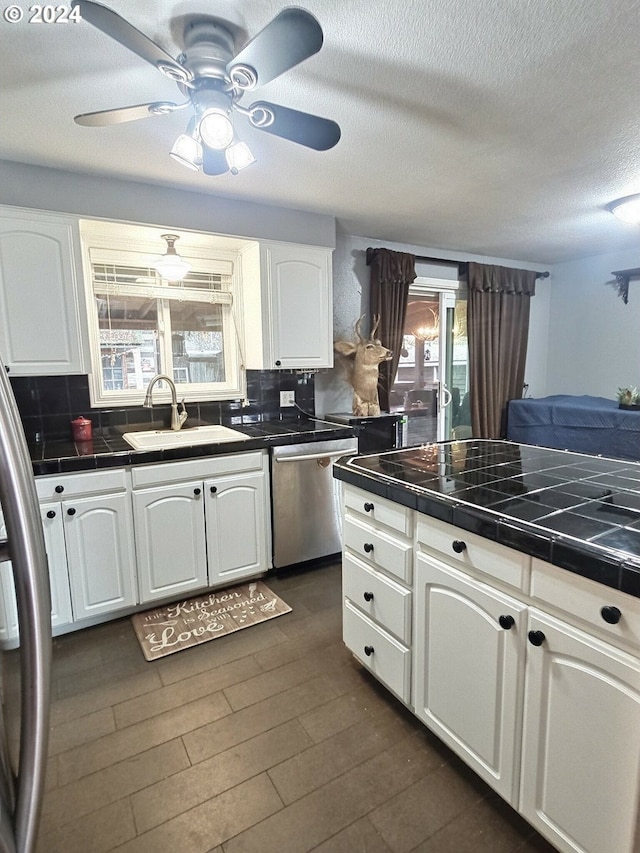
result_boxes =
[79,219,255,408]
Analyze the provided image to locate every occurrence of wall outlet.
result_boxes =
[280,391,295,407]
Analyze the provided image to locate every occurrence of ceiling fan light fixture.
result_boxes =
[170,132,202,171]
[152,234,191,281]
[198,109,234,150]
[225,141,256,174]
[608,194,640,225]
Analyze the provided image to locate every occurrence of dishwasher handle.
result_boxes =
[274,450,352,464]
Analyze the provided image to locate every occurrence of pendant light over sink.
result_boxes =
[152,235,191,282]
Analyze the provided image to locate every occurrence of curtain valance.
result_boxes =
[468,262,537,296]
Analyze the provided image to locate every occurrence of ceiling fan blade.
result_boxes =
[74,101,185,127]
[72,1,192,83]
[249,101,341,151]
[227,8,323,89]
[202,147,229,176]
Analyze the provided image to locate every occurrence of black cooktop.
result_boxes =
[335,439,640,596]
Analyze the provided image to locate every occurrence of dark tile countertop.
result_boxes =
[30,417,355,476]
[333,438,640,599]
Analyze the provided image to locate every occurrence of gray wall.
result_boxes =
[0,159,336,248]
[545,246,640,398]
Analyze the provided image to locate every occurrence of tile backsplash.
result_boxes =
[10,370,316,444]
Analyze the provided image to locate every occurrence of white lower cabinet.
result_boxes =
[342,488,413,705]
[40,502,73,628]
[132,451,271,605]
[341,484,640,853]
[413,554,526,803]
[0,450,272,643]
[133,482,208,603]
[204,470,268,586]
[520,609,640,853]
[62,491,137,619]
[0,498,74,643]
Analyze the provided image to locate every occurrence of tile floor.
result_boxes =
[22,561,556,852]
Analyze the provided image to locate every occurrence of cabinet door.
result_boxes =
[205,471,268,585]
[414,553,526,803]
[63,493,137,619]
[133,482,208,603]
[262,243,333,369]
[40,503,73,628]
[520,609,640,853]
[0,210,85,375]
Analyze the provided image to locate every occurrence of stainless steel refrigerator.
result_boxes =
[0,359,51,853]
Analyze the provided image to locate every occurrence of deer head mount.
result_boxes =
[334,315,392,417]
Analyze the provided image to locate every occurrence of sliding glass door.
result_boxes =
[390,279,469,445]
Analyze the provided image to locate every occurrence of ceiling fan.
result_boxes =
[71,1,341,175]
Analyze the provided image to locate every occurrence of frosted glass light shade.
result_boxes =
[153,256,191,280]
[199,110,234,150]
[152,234,191,281]
[225,141,256,174]
[170,134,202,171]
[608,194,640,225]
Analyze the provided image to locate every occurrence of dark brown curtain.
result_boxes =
[468,262,537,439]
[367,248,417,411]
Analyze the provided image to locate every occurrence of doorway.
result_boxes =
[390,279,469,445]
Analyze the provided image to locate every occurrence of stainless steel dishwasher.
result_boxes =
[271,436,358,568]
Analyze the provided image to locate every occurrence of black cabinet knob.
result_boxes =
[601,605,622,625]
[4,366,9,373]
[210,485,217,494]
[452,540,467,553]
[364,645,374,657]
[194,488,201,496]
[528,630,545,646]
[46,510,56,519]
[499,614,515,630]
[275,360,281,366]
[363,542,374,554]
[363,502,374,513]
[66,507,76,516]
[363,591,374,602]
[55,485,64,494]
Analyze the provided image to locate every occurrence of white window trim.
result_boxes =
[412,275,460,294]
[79,220,250,408]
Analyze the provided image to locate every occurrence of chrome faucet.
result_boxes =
[143,374,188,431]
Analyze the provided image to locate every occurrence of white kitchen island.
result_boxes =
[334,439,640,853]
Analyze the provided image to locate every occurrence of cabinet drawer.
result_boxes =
[343,600,411,703]
[36,468,127,501]
[343,552,411,643]
[343,485,411,536]
[343,515,412,584]
[416,515,529,591]
[131,450,265,488]
[531,559,640,649]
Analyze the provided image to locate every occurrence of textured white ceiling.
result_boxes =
[2,0,640,263]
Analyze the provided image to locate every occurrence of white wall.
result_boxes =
[315,231,552,415]
[546,247,640,397]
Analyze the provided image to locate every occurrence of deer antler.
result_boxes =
[370,314,381,339]
[354,314,366,342]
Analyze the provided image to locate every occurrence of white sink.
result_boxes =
[122,425,249,451]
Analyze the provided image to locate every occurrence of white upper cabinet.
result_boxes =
[241,241,334,370]
[0,207,86,375]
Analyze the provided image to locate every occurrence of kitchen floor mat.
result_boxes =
[131,580,291,661]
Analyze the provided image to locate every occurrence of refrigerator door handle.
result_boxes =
[0,359,51,853]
